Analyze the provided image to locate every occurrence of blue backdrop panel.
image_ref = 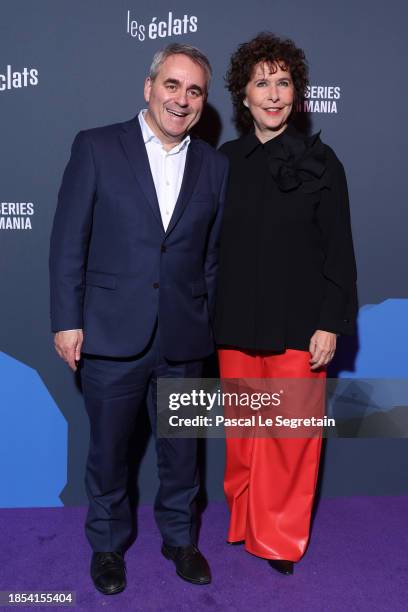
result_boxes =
[340,300,408,378]
[0,352,67,507]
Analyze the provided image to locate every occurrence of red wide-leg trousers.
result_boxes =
[218,348,325,562]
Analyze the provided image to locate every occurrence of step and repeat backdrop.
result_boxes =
[1,0,407,507]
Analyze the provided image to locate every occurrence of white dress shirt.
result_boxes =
[138,109,190,231]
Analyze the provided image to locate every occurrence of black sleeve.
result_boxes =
[315,147,358,335]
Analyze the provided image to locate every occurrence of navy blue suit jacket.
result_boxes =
[49,116,229,360]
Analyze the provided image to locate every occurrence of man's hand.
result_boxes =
[309,330,337,370]
[54,330,84,371]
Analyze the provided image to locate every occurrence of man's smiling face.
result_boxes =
[144,53,207,148]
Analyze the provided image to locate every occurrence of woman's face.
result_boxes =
[244,61,295,141]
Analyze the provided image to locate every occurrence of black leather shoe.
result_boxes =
[162,544,211,585]
[268,559,294,575]
[90,552,126,594]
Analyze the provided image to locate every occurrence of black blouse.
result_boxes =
[215,124,358,353]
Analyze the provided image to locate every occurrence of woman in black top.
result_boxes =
[216,33,357,575]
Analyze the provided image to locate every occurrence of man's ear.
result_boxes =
[144,77,152,103]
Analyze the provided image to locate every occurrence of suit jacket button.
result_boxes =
[153,282,159,289]
[161,245,167,253]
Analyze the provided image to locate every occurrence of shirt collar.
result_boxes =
[138,109,190,153]
[242,132,262,158]
[241,123,300,158]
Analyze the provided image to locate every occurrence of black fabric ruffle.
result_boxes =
[266,129,329,193]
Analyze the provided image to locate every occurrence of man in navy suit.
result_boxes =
[49,43,228,594]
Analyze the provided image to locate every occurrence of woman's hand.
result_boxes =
[309,330,337,370]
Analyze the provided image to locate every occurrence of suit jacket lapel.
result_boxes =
[119,117,164,231]
[166,140,203,236]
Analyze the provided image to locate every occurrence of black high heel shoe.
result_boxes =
[268,559,294,575]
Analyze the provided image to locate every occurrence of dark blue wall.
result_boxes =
[1,0,407,507]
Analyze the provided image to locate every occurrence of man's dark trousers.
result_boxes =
[81,324,202,553]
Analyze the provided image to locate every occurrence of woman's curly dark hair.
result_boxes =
[226,32,309,133]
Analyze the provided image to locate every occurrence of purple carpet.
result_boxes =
[1,497,407,611]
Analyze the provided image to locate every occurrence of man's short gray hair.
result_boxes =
[149,43,212,92]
